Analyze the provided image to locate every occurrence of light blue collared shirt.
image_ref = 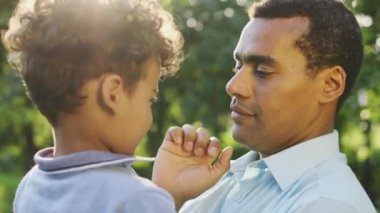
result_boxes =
[180,131,376,213]
[13,148,176,213]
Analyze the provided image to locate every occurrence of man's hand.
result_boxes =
[152,124,233,209]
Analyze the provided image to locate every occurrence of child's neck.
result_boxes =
[52,118,110,157]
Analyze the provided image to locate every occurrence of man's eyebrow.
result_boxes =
[234,53,278,66]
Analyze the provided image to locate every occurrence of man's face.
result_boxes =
[226,17,323,156]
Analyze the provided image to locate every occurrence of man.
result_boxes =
[177,0,376,212]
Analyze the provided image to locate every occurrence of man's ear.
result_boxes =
[97,74,126,115]
[318,66,346,104]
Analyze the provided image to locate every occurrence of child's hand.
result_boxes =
[152,124,233,209]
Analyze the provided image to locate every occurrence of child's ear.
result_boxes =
[318,66,346,104]
[97,74,126,115]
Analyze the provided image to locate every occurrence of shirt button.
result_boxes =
[234,193,242,200]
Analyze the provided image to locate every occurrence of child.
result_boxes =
[2,0,232,212]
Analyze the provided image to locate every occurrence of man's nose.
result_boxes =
[225,68,252,98]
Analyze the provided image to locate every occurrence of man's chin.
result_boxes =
[232,126,250,145]
[232,125,262,149]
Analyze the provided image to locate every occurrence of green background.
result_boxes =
[1,0,380,212]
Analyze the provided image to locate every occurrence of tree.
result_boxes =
[0,0,379,209]
[0,0,53,173]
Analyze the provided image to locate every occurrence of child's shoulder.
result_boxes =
[32,148,170,196]
[90,165,163,194]
[14,159,175,212]
[69,165,175,210]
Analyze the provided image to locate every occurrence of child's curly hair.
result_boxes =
[2,0,183,125]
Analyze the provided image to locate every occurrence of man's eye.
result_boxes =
[254,66,270,78]
[255,70,269,78]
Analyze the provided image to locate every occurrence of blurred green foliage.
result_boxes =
[0,0,379,212]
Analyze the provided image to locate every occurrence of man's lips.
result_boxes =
[230,104,255,116]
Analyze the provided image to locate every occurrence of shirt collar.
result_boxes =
[263,130,340,190]
[230,151,260,174]
[229,130,340,190]
[34,147,154,174]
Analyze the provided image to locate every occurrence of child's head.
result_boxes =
[2,0,183,154]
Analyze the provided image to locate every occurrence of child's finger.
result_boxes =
[193,128,210,157]
[182,124,196,152]
[207,137,221,158]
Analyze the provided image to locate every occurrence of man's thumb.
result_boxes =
[213,147,233,177]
